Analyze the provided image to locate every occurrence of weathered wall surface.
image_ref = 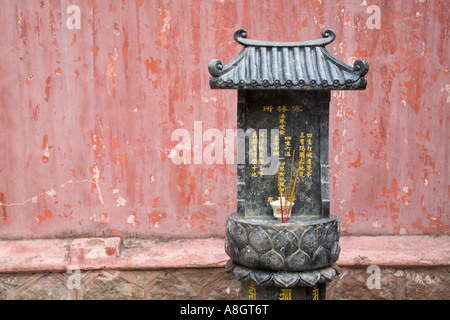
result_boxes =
[0,0,448,239]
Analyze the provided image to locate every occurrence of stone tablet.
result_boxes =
[237,90,330,219]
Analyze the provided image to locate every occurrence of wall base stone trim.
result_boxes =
[0,235,448,300]
[0,268,242,300]
[0,266,448,300]
[327,266,450,300]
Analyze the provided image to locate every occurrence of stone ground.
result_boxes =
[0,266,448,300]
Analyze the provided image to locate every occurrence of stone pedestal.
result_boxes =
[225,214,340,272]
[226,260,338,300]
[225,213,340,300]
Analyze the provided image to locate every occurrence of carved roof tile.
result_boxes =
[209,29,369,90]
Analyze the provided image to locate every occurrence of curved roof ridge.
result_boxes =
[233,29,336,47]
[209,29,369,90]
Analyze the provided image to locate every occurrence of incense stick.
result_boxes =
[280,189,284,223]
[287,151,295,211]
[277,172,284,222]
[287,154,303,217]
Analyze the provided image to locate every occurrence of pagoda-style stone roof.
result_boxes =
[208,29,369,90]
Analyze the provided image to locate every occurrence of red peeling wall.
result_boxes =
[0,0,448,239]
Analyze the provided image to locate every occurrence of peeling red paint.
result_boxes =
[376,178,401,214]
[87,131,104,159]
[35,203,53,223]
[160,150,166,162]
[89,163,101,195]
[340,210,356,231]
[177,166,197,206]
[44,76,51,102]
[143,57,163,88]
[25,75,34,86]
[347,151,362,169]
[187,211,207,222]
[0,193,8,225]
[122,45,128,60]
[148,210,167,227]
[41,134,49,163]
[105,247,116,256]
[0,0,447,239]
[28,101,40,121]
[111,138,120,152]
[106,49,119,82]
[113,154,129,176]
[412,216,445,234]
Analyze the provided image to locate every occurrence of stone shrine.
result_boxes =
[209,28,369,300]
